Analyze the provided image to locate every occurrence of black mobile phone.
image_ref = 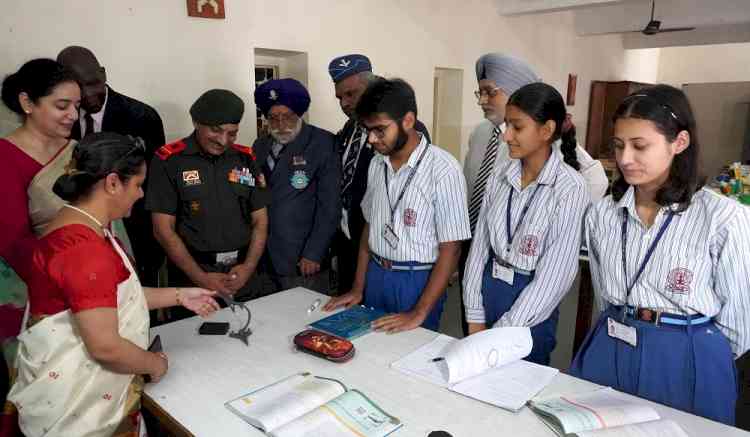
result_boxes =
[198,321,230,335]
[144,335,163,383]
[148,334,163,353]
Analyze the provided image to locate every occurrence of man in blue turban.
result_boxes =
[251,79,340,295]
[327,54,432,295]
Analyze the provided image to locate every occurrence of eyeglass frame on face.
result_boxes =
[266,112,299,126]
[363,120,399,140]
[474,86,502,101]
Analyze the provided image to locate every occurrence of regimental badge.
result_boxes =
[190,200,201,215]
[666,268,693,294]
[339,58,351,67]
[292,155,307,166]
[228,167,255,187]
[269,89,278,101]
[403,208,417,227]
[290,170,309,189]
[182,170,201,186]
[519,234,539,257]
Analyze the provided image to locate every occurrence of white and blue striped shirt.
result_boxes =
[361,135,471,263]
[586,186,750,356]
[463,147,590,325]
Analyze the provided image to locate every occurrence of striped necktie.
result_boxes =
[468,126,501,233]
[267,142,283,171]
[341,125,364,210]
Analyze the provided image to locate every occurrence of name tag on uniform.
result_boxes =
[216,250,239,266]
[382,224,399,250]
[607,317,637,347]
[492,259,514,285]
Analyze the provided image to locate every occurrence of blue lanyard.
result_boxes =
[621,208,674,298]
[382,144,429,225]
[505,184,542,249]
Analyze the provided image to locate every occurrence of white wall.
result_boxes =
[0,0,632,161]
[657,42,750,86]
[622,48,661,84]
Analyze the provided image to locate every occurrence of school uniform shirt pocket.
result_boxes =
[511,225,549,271]
[661,255,703,307]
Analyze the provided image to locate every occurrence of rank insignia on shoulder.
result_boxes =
[155,140,187,160]
[231,144,257,160]
[229,167,255,187]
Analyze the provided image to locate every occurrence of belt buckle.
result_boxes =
[382,258,393,270]
[636,308,662,325]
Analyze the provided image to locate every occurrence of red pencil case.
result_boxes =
[293,329,355,363]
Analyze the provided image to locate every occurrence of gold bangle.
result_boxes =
[175,287,182,306]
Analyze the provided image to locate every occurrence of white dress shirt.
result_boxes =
[463,119,608,203]
[361,134,471,263]
[463,148,590,326]
[79,86,109,136]
[586,187,750,356]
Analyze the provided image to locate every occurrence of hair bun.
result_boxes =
[1,72,24,115]
[53,172,97,202]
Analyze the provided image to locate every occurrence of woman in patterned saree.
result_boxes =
[0,58,80,435]
[8,133,220,437]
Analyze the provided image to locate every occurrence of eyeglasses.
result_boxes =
[267,113,299,125]
[363,121,397,140]
[474,87,502,100]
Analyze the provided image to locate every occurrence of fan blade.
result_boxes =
[656,27,696,33]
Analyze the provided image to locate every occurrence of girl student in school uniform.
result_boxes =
[462,82,590,365]
[569,84,750,425]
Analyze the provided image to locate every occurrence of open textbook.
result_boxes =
[390,328,558,412]
[529,387,688,437]
[225,372,402,437]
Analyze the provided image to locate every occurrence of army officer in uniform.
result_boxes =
[146,89,270,311]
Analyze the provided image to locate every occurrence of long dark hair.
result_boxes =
[611,84,703,212]
[1,58,78,115]
[54,132,146,202]
[507,82,580,170]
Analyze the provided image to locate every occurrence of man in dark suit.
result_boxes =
[57,46,166,287]
[252,78,340,294]
[328,54,431,294]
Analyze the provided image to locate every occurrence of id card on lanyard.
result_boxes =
[382,144,429,250]
[492,184,542,285]
[607,208,674,347]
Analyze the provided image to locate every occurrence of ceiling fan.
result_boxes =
[637,0,695,35]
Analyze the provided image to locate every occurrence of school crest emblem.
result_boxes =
[519,234,539,256]
[403,208,417,227]
[666,268,693,294]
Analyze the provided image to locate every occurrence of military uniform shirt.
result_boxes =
[145,134,270,253]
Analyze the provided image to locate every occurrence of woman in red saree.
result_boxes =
[8,133,220,436]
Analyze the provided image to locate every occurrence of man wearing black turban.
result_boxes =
[251,79,340,294]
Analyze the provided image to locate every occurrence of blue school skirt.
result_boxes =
[569,306,737,425]
[480,261,560,365]
[363,259,446,331]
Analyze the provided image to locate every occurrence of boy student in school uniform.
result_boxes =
[462,82,589,366]
[569,84,750,425]
[323,78,471,333]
